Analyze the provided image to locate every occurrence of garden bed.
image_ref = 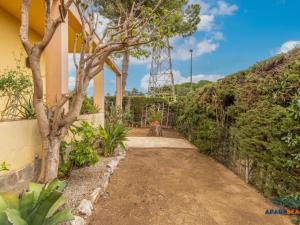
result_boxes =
[63,148,127,225]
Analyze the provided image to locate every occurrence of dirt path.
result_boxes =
[128,127,183,138]
[90,140,291,225]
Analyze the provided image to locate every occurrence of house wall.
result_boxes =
[0,7,46,76]
[0,113,104,193]
[0,7,46,113]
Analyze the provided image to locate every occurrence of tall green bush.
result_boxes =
[174,49,300,198]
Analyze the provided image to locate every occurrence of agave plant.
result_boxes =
[0,179,74,225]
[99,122,128,157]
[18,96,35,120]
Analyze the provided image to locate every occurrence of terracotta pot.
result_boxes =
[151,120,161,126]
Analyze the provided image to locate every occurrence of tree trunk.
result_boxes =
[121,50,130,96]
[38,137,61,183]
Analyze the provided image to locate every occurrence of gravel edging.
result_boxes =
[63,147,127,225]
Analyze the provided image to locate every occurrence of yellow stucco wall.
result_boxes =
[0,7,46,69]
[0,7,46,94]
[0,119,42,173]
[0,113,104,176]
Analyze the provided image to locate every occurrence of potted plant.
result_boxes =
[148,107,163,136]
[148,108,162,126]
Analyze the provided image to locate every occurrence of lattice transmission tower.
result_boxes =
[148,39,176,101]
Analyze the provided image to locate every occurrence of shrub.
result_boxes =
[105,105,123,125]
[80,96,98,115]
[273,194,300,225]
[58,122,99,174]
[0,179,74,225]
[0,63,34,120]
[173,49,300,199]
[105,96,174,127]
[0,162,9,172]
[68,121,99,167]
[98,122,128,157]
[18,97,35,119]
[148,107,162,123]
[231,101,298,196]
[69,144,99,167]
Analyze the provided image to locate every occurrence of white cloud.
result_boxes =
[197,15,215,31]
[190,0,238,34]
[96,15,111,39]
[171,0,238,61]
[141,74,150,91]
[130,56,151,65]
[173,37,219,60]
[212,31,224,40]
[140,70,223,91]
[277,41,300,54]
[212,1,239,16]
[124,0,238,66]
[189,0,211,14]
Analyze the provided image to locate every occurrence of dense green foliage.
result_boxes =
[59,121,99,176]
[174,49,300,198]
[273,194,300,224]
[0,179,74,225]
[80,96,98,115]
[68,121,99,167]
[148,107,162,122]
[96,0,200,42]
[175,80,212,96]
[106,96,173,126]
[125,88,145,97]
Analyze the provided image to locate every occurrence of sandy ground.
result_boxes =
[125,137,196,149]
[90,146,292,225]
[128,127,183,138]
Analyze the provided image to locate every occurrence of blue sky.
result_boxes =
[69,0,300,95]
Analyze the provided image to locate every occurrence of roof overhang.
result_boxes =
[0,0,121,76]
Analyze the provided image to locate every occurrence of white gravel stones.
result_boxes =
[77,199,93,216]
[71,216,86,225]
[90,187,102,203]
[66,148,127,225]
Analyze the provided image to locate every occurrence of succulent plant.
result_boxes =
[0,179,74,225]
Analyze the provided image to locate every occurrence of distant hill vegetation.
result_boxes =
[174,48,300,198]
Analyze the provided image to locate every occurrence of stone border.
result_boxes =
[69,147,127,225]
[0,159,40,193]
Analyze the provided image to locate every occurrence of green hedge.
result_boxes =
[174,49,300,198]
[105,96,176,126]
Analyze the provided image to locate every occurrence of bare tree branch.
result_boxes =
[19,0,31,53]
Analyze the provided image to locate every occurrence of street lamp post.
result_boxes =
[190,49,193,92]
